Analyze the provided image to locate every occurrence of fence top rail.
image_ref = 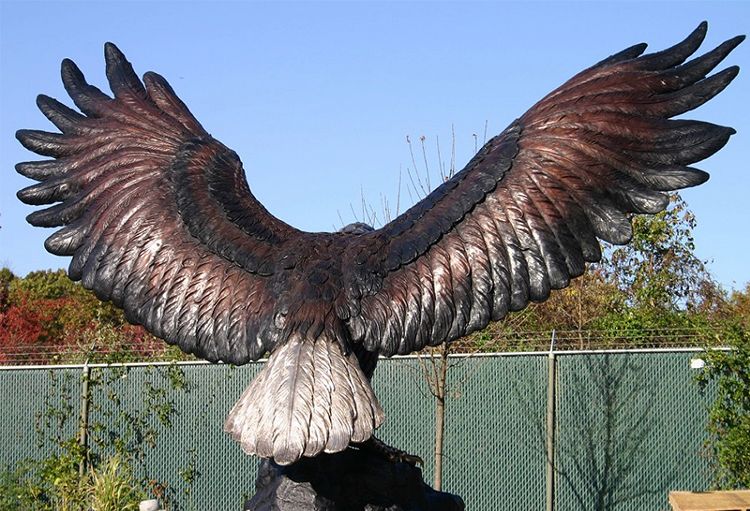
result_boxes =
[452,346,731,358]
[0,346,730,371]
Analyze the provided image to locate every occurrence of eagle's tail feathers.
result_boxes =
[224,333,384,465]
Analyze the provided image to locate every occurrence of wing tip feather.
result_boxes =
[636,21,708,70]
[60,57,84,84]
[691,168,710,187]
[26,208,55,228]
[708,65,741,93]
[103,42,128,69]
[103,41,122,56]
[16,160,64,181]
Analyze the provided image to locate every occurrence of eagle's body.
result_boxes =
[16,23,742,465]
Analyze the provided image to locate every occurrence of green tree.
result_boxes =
[605,194,718,314]
[725,284,750,331]
[0,268,15,311]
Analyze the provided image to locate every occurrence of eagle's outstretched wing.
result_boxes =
[16,43,304,365]
[344,22,743,356]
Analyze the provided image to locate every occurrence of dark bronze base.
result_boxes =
[244,448,464,510]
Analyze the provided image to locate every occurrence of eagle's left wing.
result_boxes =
[15,44,308,365]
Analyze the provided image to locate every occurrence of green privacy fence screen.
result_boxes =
[0,350,714,510]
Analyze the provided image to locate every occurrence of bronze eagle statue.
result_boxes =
[16,23,742,466]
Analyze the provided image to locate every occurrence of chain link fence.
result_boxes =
[0,349,716,510]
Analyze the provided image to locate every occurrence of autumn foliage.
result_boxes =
[0,268,183,365]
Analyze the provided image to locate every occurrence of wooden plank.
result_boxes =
[669,490,750,511]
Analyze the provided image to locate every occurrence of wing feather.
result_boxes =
[456,218,493,331]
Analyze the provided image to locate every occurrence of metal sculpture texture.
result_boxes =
[16,23,742,466]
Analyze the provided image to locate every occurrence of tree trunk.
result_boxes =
[434,345,449,490]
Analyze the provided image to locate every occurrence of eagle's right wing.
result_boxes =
[343,23,743,357]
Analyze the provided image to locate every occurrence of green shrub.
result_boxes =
[88,454,146,511]
[0,447,145,511]
[697,326,750,489]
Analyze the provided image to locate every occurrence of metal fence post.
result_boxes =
[546,330,557,511]
[78,360,91,477]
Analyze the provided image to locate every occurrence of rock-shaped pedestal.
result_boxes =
[244,448,464,511]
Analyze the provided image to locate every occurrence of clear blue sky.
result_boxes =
[1,1,748,290]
